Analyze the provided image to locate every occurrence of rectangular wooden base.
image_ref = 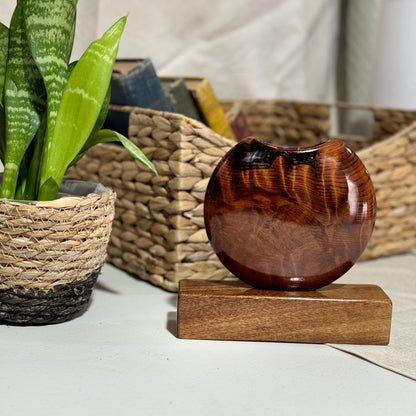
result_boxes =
[177,280,392,345]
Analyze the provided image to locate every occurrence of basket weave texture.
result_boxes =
[0,184,115,324]
[69,100,416,291]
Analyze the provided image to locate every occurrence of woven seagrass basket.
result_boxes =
[68,100,416,292]
[0,178,115,324]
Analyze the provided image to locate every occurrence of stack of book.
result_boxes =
[105,58,251,141]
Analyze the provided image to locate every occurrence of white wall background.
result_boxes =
[368,0,416,108]
[1,0,415,108]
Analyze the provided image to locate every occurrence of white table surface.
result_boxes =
[1,262,415,416]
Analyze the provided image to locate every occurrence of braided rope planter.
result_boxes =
[68,101,416,292]
[0,178,115,324]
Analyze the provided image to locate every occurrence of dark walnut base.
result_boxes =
[177,280,392,345]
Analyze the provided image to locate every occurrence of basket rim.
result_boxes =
[0,176,115,210]
[218,98,416,113]
[109,103,213,130]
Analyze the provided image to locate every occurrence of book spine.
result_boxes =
[187,78,235,140]
[226,104,253,141]
[162,77,202,121]
[106,58,172,135]
[110,58,172,111]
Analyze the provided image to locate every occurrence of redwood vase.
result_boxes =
[204,138,376,291]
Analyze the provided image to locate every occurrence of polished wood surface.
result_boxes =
[204,138,376,290]
[177,280,392,345]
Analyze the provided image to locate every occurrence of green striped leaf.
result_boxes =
[22,0,77,141]
[69,129,157,175]
[1,2,46,199]
[39,16,127,200]
[19,60,80,199]
[0,103,5,164]
[0,23,8,162]
[18,110,47,200]
[0,22,9,101]
[66,84,109,168]
[92,83,111,135]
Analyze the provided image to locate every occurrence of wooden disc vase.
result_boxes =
[204,138,376,290]
[0,178,115,325]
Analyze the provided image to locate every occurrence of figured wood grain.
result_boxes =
[177,280,392,345]
[204,138,376,290]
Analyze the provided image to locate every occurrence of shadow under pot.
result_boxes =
[0,177,115,325]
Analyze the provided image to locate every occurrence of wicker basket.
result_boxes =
[0,178,115,324]
[68,100,416,292]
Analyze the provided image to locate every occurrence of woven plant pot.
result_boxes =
[68,101,416,292]
[0,178,115,324]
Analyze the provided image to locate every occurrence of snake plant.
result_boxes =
[0,0,156,201]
